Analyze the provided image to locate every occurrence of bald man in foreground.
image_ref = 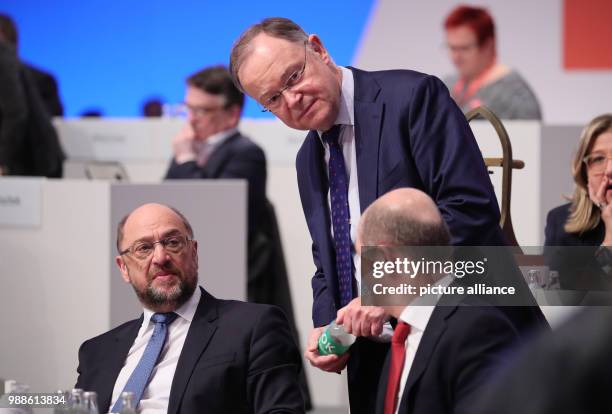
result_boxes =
[347,189,521,414]
[75,203,304,414]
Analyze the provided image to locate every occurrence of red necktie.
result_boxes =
[384,321,411,414]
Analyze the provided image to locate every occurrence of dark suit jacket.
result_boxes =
[24,63,64,117]
[544,203,609,290]
[75,288,305,414]
[296,68,546,414]
[375,300,521,414]
[296,67,505,327]
[0,42,64,177]
[474,307,612,414]
[544,203,604,246]
[166,131,266,235]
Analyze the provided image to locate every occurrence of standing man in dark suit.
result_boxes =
[0,14,64,117]
[75,203,305,414]
[356,188,521,414]
[229,17,543,413]
[0,29,64,177]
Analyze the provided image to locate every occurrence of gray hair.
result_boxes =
[229,17,308,92]
[116,204,194,253]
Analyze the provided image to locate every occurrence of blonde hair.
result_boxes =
[565,114,612,234]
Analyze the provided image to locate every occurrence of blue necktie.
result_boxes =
[323,125,354,307]
[111,312,178,412]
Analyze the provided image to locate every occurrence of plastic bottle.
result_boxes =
[317,320,356,355]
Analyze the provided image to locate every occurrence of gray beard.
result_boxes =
[133,274,197,311]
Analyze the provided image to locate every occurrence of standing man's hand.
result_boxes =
[336,297,390,337]
[0,165,6,176]
[172,123,198,163]
[304,327,350,373]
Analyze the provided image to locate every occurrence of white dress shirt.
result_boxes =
[110,288,202,414]
[318,67,395,341]
[393,276,453,414]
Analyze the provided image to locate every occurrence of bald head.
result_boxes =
[359,188,450,247]
[116,203,194,253]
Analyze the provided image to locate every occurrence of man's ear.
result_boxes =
[226,105,242,128]
[192,240,198,265]
[116,255,131,284]
[308,34,332,64]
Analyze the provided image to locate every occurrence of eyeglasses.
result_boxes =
[583,152,612,174]
[119,234,192,260]
[260,40,308,113]
[181,103,226,119]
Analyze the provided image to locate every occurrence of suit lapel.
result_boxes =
[96,318,142,412]
[350,67,383,213]
[397,305,457,412]
[167,288,219,414]
[202,132,241,177]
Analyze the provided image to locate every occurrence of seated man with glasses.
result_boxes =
[75,203,305,414]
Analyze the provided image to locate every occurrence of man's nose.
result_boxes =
[283,88,303,109]
[151,243,170,265]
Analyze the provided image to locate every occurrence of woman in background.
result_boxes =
[545,114,612,289]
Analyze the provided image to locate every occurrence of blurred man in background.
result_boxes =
[443,5,542,119]
[0,13,64,117]
[0,15,65,177]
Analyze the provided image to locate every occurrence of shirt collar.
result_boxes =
[317,66,355,142]
[398,275,453,332]
[335,66,354,126]
[142,285,202,330]
[203,127,237,148]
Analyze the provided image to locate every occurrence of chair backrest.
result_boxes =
[466,106,524,246]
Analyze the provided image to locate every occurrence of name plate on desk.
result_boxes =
[0,178,42,227]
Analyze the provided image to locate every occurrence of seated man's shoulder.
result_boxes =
[446,302,520,346]
[232,133,266,157]
[79,318,141,353]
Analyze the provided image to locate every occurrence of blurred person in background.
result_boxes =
[443,5,541,119]
[142,97,164,117]
[0,19,65,177]
[474,307,612,414]
[545,114,612,289]
[164,65,312,409]
[0,13,64,117]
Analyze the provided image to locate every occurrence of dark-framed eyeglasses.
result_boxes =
[583,152,612,174]
[119,234,193,260]
[181,103,227,119]
[260,40,308,113]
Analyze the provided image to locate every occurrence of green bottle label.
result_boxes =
[318,328,351,355]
